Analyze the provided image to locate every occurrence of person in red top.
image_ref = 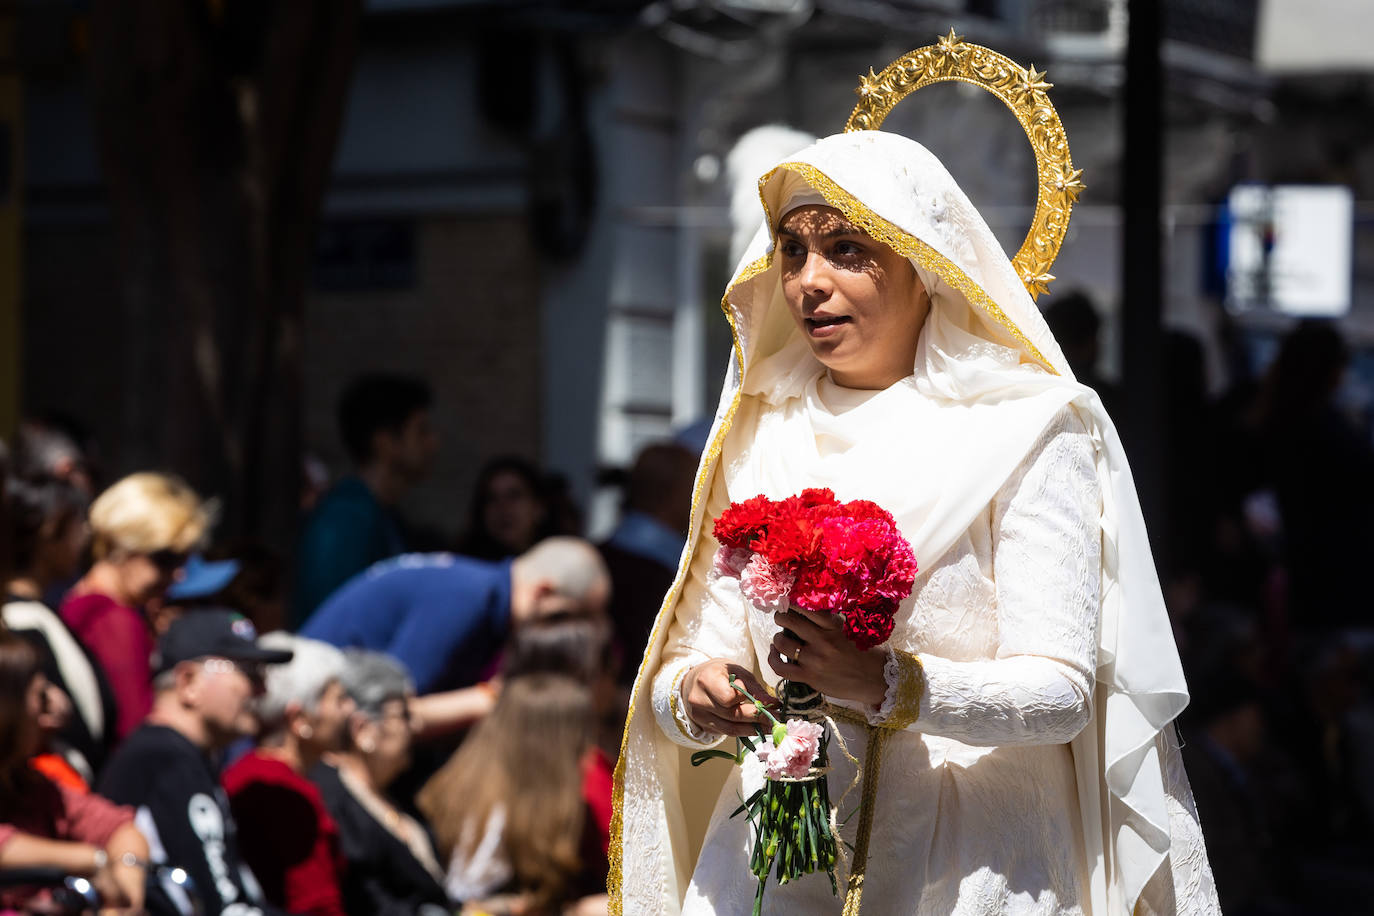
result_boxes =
[0,632,148,913]
[579,743,614,891]
[222,633,355,916]
[60,472,214,740]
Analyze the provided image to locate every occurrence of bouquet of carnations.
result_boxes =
[690,488,917,914]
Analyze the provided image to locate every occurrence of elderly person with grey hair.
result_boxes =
[312,650,450,916]
[222,632,355,916]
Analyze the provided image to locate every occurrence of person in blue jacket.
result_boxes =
[301,537,610,695]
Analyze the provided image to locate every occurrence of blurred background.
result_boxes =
[4,0,1372,547]
[3,1,1374,911]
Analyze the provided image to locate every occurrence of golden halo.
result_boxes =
[845,29,1084,300]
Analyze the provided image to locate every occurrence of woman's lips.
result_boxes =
[806,315,850,337]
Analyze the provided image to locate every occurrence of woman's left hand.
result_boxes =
[767,607,889,708]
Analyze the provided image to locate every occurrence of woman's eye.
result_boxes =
[833,240,864,257]
[780,240,805,258]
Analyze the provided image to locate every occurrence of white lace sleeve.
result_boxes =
[652,657,716,746]
[875,409,1102,746]
[650,469,756,749]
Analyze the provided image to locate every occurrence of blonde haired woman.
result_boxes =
[60,471,213,740]
[615,130,1219,914]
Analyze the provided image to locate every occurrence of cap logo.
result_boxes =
[231,617,258,641]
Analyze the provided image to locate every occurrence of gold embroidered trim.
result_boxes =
[760,161,1057,374]
[843,31,1083,300]
[607,254,767,915]
[879,650,925,731]
[842,726,892,916]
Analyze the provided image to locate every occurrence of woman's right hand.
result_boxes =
[679,660,775,737]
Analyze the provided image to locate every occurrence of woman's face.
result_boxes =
[307,678,356,752]
[113,549,186,606]
[482,470,546,553]
[778,205,930,390]
[361,696,416,787]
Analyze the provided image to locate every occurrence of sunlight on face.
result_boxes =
[777,205,929,390]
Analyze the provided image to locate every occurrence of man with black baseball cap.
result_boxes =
[98,610,292,916]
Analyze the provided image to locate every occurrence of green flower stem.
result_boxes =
[693,674,839,912]
[728,672,783,730]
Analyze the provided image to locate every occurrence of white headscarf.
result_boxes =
[611,131,1193,915]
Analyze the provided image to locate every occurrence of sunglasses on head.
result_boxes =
[201,657,267,683]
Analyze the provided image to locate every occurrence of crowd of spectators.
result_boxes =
[0,375,642,915]
[7,314,1374,915]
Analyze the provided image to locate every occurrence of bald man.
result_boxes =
[300,537,610,693]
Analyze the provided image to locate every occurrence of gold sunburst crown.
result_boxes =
[844,32,1083,300]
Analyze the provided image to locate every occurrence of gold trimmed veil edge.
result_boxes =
[758,160,1058,376]
[606,251,766,915]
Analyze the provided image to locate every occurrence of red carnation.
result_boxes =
[712,494,775,550]
[711,490,918,651]
[842,602,899,651]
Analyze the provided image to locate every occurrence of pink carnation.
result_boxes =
[756,718,824,780]
[712,546,753,579]
[738,554,794,612]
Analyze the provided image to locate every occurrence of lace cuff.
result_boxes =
[651,658,722,748]
[867,648,924,729]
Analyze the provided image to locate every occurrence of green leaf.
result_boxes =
[690,748,744,767]
[731,786,765,819]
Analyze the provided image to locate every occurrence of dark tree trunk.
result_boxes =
[87,0,361,550]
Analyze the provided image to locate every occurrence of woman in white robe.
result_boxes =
[611,130,1219,916]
